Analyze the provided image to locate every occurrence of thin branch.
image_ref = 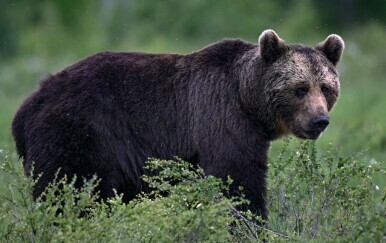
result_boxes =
[231,207,294,240]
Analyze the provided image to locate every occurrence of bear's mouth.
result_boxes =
[301,129,322,140]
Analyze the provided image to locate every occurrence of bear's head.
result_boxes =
[256,29,344,140]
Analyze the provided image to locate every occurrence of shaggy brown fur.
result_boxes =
[12,29,344,219]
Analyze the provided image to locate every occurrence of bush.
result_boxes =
[0,141,384,242]
[268,139,385,242]
[0,154,241,242]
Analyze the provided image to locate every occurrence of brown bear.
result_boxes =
[12,29,344,219]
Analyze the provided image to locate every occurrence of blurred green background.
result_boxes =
[1,0,385,163]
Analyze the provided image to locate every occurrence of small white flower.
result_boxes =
[375,185,379,191]
[296,151,301,157]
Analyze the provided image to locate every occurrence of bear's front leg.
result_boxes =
[227,164,268,221]
[199,140,270,220]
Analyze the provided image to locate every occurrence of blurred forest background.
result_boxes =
[1,0,385,162]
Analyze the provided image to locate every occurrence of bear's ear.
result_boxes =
[315,34,345,66]
[258,29,287,64]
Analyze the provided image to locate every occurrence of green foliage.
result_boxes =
[4,0,385,58]
[268,139,386,242]
[0,154,240,242]
[1,142,385,242]
[131,158,238,242]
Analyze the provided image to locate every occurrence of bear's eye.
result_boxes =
[321,86,330,96]
[295,87,308,98]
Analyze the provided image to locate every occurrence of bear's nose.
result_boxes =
[312,115,329,131]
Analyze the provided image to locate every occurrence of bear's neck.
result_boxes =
[236,48,279,141]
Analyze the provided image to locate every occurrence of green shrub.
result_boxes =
[0,154,241,242]
[0,141,384,242]
[268,139,385,242]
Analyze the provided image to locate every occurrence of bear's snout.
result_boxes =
[311,115,329,132]
[293,113,330,140]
